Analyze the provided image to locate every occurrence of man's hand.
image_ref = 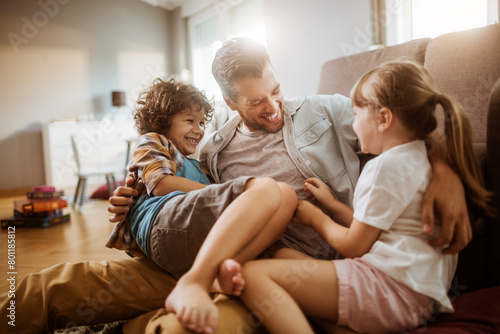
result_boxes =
[108,175,141,223]
[422,162,472,254]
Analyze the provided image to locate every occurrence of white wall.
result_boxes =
[0,0,373,192]
[0,0,171,191]
[264,0,372,97]
[181,0,372,98]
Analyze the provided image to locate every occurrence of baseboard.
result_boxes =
[0,187,32,197]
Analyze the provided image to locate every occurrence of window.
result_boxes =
[412,0,488,39]
[188,0,266,101]
[381,0,496,46]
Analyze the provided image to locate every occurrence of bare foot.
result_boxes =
[212,259,245,296]
[165,275,218,334]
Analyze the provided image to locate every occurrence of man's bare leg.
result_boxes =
[165,178,297,333]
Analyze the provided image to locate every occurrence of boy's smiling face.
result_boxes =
[165,106,205,156]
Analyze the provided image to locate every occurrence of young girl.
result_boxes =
[239,61,492,334]
[106,78,297,334]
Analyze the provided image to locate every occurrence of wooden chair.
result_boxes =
[71,135,119,212]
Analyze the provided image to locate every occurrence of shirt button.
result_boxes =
[310,133,316,138]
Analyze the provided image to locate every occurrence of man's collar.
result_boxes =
[283,97,306,116]
[216,112,241,139]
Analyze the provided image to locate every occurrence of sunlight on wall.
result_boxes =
[230,24,267,46]
[192,24,266,101]
[0,46,91,140]
[117,51,167,114]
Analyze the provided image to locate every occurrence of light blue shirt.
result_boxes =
[199,95,359,207]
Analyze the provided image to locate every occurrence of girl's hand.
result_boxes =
[304,178,337,206]
[292,200,324,227]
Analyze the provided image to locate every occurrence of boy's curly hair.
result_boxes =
[134,78,214,135]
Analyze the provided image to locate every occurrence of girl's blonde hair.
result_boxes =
[350,60,493,220]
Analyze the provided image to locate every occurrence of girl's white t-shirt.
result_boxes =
[354,140,457,312]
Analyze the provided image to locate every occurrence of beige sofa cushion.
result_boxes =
[424,24,500,143]
[317,38,430,97]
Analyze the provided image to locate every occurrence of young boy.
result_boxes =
[106,78,297,334]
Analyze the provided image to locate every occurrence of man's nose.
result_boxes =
[263,96,279,112]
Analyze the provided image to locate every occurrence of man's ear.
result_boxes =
[223,94,238,111]
[378,107,393,132]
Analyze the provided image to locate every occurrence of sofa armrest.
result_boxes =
[485,77,500,287]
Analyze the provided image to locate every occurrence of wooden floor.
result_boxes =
[0,196,129,293]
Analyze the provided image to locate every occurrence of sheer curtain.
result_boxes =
[188,0,266,102]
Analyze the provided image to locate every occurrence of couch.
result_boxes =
[318,23,500,293]
[66,24,500,334]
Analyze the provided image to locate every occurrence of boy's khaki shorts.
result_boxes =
[149,176,253,279]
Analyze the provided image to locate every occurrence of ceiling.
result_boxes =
[140,0,190,11]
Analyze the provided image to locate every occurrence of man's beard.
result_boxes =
[240,111,285,133]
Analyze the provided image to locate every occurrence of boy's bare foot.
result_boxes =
[212,259,245,296]
[165,276,218,334]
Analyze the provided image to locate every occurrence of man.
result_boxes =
[109,37,471,333]
[0,38,470,334]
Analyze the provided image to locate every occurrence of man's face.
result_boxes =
[224,66,284,133]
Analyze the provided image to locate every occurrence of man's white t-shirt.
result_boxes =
[355,140,457,312]
[217,122,333,259]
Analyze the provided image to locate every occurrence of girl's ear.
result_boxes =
[223,94,238,111]
[377,107,393,132]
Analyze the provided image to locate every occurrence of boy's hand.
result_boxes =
[292,200,323,227]
[304,178,337,206]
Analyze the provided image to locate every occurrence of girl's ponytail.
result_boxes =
[438,94,494,219]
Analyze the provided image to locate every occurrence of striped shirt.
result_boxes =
[105,133,188,255]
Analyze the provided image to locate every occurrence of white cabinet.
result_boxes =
[42,120,137,193]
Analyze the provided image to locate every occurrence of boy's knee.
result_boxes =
[250,177,278,189]
[277,182,298,207]
[247,178,297,208]
[248,177,281,197]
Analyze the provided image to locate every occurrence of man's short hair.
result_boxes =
[212,37,271,101]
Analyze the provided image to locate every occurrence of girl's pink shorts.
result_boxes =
[333,258,434,333]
